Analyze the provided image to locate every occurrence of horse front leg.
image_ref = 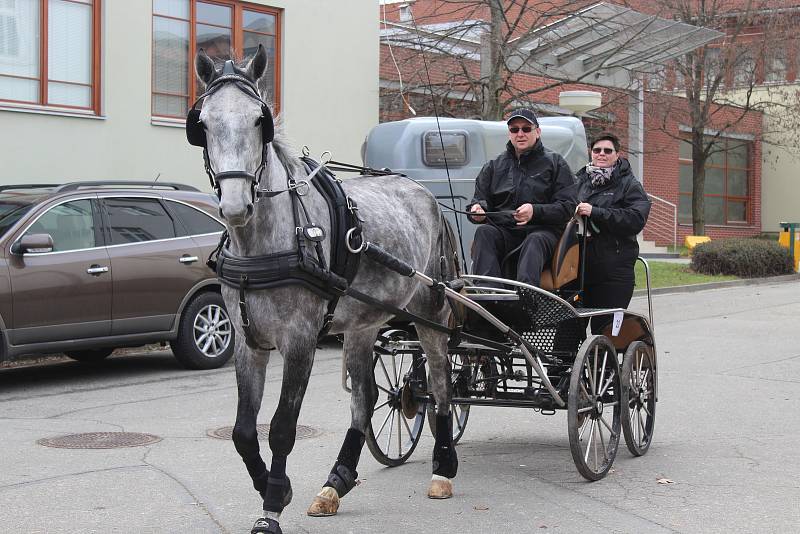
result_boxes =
[229,342,276,519]
[307,328,379,517]
[253,339,316,534]
[417,325,458,499]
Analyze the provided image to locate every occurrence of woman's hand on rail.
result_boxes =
[576,202,593,217]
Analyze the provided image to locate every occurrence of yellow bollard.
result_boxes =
[778,224,800,272]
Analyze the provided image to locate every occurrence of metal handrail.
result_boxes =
[646,193,677,251]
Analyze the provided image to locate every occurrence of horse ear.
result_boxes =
[246,44,268,82]
[195,49,216,87]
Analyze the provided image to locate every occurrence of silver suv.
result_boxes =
[0,182,233,369]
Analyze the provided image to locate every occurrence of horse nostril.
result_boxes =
[246,203,254,217]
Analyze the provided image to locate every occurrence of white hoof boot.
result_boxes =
[427,474,453,499]
[307,486,340,516]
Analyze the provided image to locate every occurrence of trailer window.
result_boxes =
[423,130,468,167]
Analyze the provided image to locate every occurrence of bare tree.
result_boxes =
[637,0,800,235]
[380,0,634,121]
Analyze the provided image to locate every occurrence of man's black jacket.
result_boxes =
[469,139,576,230]
[576,158,651,253]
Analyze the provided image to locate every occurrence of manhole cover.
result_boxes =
[37,432,162,449]
[207,424,319,441]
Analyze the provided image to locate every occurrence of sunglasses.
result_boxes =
[509,126,533,134]
[592,147,615,154]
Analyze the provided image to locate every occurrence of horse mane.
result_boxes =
[208,54,302,176]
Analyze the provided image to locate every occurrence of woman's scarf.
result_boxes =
[586,164,614,187]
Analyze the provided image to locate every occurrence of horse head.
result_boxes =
[193,46,272,227]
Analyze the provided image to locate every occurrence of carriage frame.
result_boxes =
[357,234,658,481]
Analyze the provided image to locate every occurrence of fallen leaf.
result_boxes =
[474,505,489,511]
[656,478,674,484]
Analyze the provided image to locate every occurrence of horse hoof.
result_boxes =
[427,476,453,499]
[307,486,340,516]
[251,517,281,534]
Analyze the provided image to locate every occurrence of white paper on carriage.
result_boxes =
[612,312,624,336]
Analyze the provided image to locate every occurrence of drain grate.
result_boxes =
[37,432,162,449]
[207,424,319,441]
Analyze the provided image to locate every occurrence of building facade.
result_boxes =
[1,0,378,189]
[378,0,798,244]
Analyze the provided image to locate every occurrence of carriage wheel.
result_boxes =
[427,354,471,444]
[621,341,656,456]
[366,330,427,467]
[568,335,622,481]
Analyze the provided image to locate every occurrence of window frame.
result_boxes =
[151,0,282,119]
[0,0,102,113]
[14,196,105,254]
[678,136,751,226]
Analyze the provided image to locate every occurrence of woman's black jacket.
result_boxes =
[468,139,576,230]
[576,158,651,278]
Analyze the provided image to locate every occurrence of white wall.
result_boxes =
[716,84,800,232]
[0,0,379,190]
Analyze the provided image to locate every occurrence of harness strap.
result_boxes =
[343,286,453,335]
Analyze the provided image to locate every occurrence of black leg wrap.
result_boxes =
[263,475,293,512]
[253,470,269,498]
[336,428,366,471]
[251,517,282,534]
[432,413,459,479]
[323,463,358,498]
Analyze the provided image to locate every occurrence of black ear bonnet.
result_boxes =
[186,60,274,148]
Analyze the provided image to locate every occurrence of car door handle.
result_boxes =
[87,265,109,275]
[179,255,199,264]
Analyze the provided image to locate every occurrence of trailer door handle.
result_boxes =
[87,265,109,275]
[179,255,199,264]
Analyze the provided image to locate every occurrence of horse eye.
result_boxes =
[254,117,262,126]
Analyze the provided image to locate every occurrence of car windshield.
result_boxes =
[0,200,35,238]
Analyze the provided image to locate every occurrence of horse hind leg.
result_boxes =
[417,324,458,499]
[308,327,379,517]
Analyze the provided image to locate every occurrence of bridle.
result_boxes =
[186,60,276,201]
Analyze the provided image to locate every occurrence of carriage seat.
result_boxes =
[500,218,580,292]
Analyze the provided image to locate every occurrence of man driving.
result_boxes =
[467,108,576,286]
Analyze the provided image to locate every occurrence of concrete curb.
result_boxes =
[633,272,800,297]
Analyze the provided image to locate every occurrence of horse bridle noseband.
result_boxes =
[186,60,276,200]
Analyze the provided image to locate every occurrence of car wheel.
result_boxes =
[170,292,234,370]
[64,348,114,363]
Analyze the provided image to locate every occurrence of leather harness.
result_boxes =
[208,157,364,348]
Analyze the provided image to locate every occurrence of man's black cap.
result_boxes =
[506,108,539,127]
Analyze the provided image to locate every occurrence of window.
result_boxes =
[733,49,756,86]
[165,200,223,235]
[678,137,750,225]
[764,49,787,84]
[103,198,178,244]
[0,0,100,111]
[423,130,468,167]
[152,0,281,118]
[25,199,96,251]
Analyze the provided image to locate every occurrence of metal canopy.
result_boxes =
[509,2,725,89]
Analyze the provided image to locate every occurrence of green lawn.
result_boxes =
[634,261,738,289]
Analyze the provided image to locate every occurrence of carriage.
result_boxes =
[360,217,658,481]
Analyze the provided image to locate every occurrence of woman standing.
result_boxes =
[575,133,651,333]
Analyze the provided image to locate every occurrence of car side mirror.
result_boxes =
[11,233,54,254]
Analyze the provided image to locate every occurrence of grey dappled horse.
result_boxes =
[193,47,458,534]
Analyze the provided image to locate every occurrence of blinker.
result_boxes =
[302,225,326,242]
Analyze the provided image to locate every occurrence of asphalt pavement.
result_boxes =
[1,279,799,534]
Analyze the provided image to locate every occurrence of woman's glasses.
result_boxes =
[509,126,533,133]
[592,147,615,154]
